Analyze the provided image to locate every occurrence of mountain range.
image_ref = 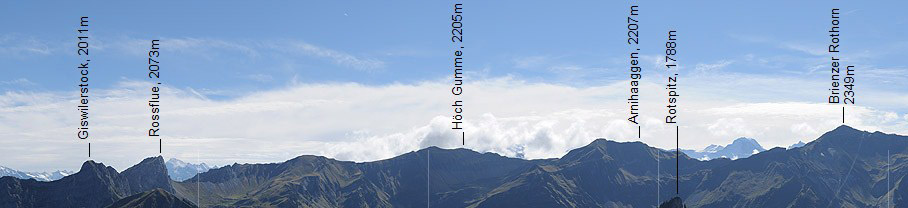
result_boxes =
[0,167,72,182]
[682,137,767,160]
[0,125,904,207]
[0,158,212,183]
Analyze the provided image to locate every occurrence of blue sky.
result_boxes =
[4,1,905,95]
[1,0,907,171]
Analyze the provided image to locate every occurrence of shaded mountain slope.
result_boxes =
[106,188,196,208]
[174,147,534,207]
[468,140,727,208]
[685,125,907,207]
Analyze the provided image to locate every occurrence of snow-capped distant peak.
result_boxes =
[682,137,767,161]
[788,141,806,149]
[702,144,724,153]
[167,158,188,168]
[166,158,214,181]
[0,166,73,181]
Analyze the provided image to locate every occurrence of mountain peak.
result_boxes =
[659,196,686,208]
[583,138,642,147]
[730,137,765,150]
[833,124,857,132]
[78,160,114,175]
[0,165,74,182]
[702,144,723,152]
[826,125,866,136]
[419,146,444,151]
[574,138,614,151]
[814,125,869,145]
[732,137,756,143]
[120,156,174,194]
[410,146,484,158]
[165,158,213,181]
[4,125,905,207]
[788,141,806,149]
[141,156,165,164]
[125,156,167,172]
[560,139,656,163]
[166,158,186,166]
[683,137,765,160]
[589,138,613,145]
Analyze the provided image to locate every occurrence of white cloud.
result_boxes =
[277,41,385,71]
[512,55,553,69]
[168,38,260,58]
[781,42,827,56]
[103,37,384,71]
[0,76,906,172]
[0,78,36,86]
[0,35,54,56]
[706,117,753,138]
[694,60,734,73]
[244,74,274,82]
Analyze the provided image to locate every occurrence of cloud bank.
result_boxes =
[0,76,906,172]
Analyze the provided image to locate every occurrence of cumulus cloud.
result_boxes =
[0,76,905,172]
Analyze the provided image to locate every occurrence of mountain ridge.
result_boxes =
[0,156,177,207]
[1,125,905,207]
[0,166,72,182]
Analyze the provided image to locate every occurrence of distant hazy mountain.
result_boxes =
[165,158,213,182]
[1,125,905,207]
[0,166,72,181]
[788,141,806,149]
[682,137,767,160]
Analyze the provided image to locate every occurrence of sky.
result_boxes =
[1,0,907,172]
